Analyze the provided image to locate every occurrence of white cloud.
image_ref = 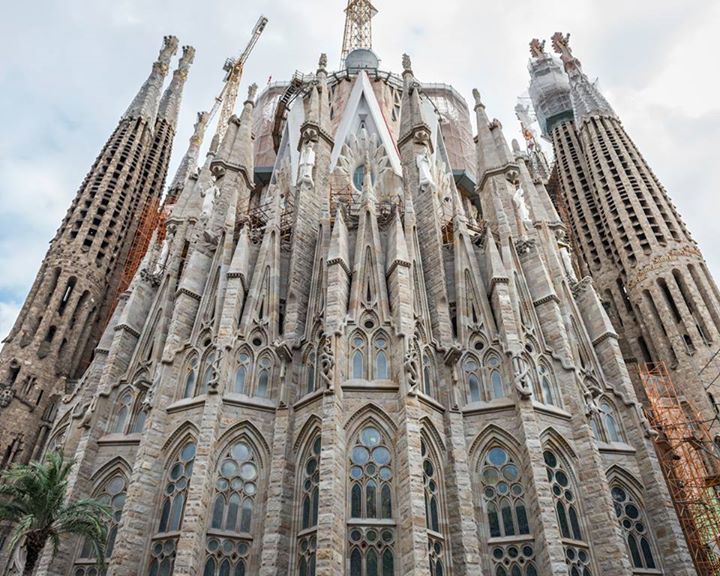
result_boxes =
[0,0,718,310]
[0,302,21,343]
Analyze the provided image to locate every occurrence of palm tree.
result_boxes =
[0,450,110,575]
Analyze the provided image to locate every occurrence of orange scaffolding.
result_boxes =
[641,362,720,575]
[117,196,164,296]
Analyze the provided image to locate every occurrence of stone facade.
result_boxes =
[0,13,702,576]
[0,37,193,469]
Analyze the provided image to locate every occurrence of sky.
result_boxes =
[0,0,718,340]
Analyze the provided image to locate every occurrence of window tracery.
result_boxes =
[478,445,537,576]
[181,354,199,399]
[422,439,447,576]
[422,350,434,397]
[348,425,395,576]
[543,449,593,576]
[296,435,321,576]
[110,390,132,434]
[205,440,260,576]
[73,473,127,574]
[462,351,508,403]
[109,387,146,435]
[234,349,252,394]
[591,400,624,443]
[148,440,196,576]
[610,485,658,572]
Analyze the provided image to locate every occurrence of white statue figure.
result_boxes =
[154,237,170,275]
[416,149,435,191]
[512,186,532,234]
[201,183,219,218]
[557,232,578,282]
[298,140,316,186]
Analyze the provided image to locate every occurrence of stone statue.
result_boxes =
[154,237,170,275]
[201,183,219,218]
[319,333,335,392]
[0,384,14,408]
[512,186,532,234]
[207,348,224,394]
[298,140,316,186]
[416,149,435,191]
[529,38,546,58]
[472,89,483,108]
[318,53,328,70]
[512,354,533,399]
[402,53,412,73]
[247,83,258,102]
[556,230,578,282]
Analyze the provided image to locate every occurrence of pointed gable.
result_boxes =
[330,71,402,176]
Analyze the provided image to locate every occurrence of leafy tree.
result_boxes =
[0,450,110,575]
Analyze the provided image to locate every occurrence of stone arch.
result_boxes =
[419,417,446,454]
[469,423,524,472]
[161,421,200,454]
[344,403,397,437]
[215,421,271,469]
[539,426,579,461]
[90,455,132,486]
[605,465,645,500]
[293,414,322,454]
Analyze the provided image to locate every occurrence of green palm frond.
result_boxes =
[0,449,111,572]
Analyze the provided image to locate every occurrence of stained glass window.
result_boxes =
[611,486,657,571]
[296,436,321,576]
[181,355,199,398]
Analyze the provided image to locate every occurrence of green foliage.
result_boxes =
[0,450,111,574]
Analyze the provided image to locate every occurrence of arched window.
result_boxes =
[486,354,505,400]
[73,473,127,573]
[601,402,622,443]
[611,485,658,571]
[234,351,252,394]
[543,449,593,576]
[422,352,433,397]
[422,439,447,576]
[205,440,260,576]
[129,392,147,434]
[351,334,367,379]
[348,425,395,575]
[296,435,321,576]
[479,445,536,576]
[111,390,133,434]
[538,364,556,406]
[373,334,389,379]
[181,354,199,399]
[305,348,317,395]
[463,356,482,403]
[149,440,196,575]
[255,355,272,398]
[200,352,216,396]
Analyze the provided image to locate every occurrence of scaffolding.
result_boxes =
[117,196,164,296]
[641,362,720,575]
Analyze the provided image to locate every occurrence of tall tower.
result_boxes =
[0,36,193,467]
[528,34,720,569]
[340,0,378,65]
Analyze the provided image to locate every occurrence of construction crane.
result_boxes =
[210,15,268,145]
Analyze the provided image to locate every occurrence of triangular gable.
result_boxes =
[330,71,402,175]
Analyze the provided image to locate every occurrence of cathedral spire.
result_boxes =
[157,45,195,128]
[123,35,179,123]
[551,32,616,124]
[167,110,211,200]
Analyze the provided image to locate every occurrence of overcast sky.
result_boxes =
[1,0,718,339]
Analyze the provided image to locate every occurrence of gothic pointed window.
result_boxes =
[373,334,389,379]
[296,435,321,576]
[149,440,196,576]
[234,350,252,394]
[463,356,482,403]
[348,425,395,575]
[486,354,506,400]
[205,440,260,576]
[305,348,317,395]
[479,446,536,575]
[538,363,557,406]
[544,449,593,576]
[422,439,447,576]
[255,355,272,398]
[601,402,622,443]
[129,391,147,433]
[73,473,127,573]
[422,351,434,397]
[111,390,133,434]
[200,352,216,396]
[610,485,658,571]
[351,334,367,380]
[181,354,199,399]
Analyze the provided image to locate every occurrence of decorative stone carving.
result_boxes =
[201,182,219,218]
[207,348,224,394]
[0,384,14,408]
[556,230,578,282]
[319,333,335,392]
[416,149,435,192]
[529,38,546,58]
[512,186,532,236]
[404,339,420,396]
[511,354,532,399]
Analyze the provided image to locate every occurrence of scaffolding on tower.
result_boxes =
[640,361,720,576]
